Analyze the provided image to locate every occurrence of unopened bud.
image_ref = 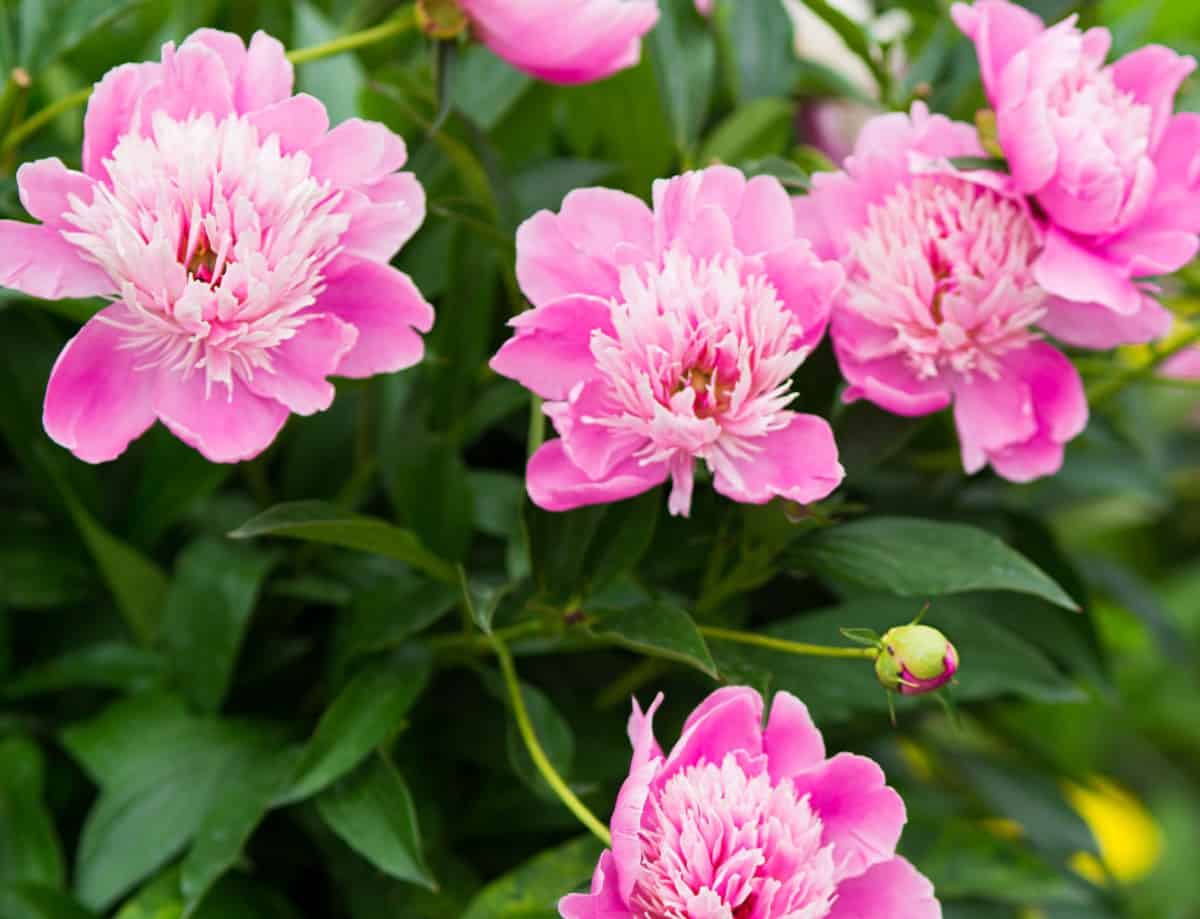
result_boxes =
[416,0,470,39]
[875,624,958,696]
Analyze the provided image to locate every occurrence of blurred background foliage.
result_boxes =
[0,0,1197,917]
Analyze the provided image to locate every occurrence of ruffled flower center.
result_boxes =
[630,754,838,919]
[585,250,806,515]
[845,176,1045,380]
[62,111,349,397]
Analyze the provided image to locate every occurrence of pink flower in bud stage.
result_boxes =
[490,166,846,517]
[458,0,660,85]
[953,0,1198,350]
[559,687,941,919]
[0,30,433,464]
[795,103,1089,482]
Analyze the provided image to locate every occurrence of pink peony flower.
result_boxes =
[560,687,941,919]
[794,103,1089,482]
[0,30,433,464]
[1163,348,1200,381]
[490,166,845,516]
[458,0,660,85]
[953,0,1198,349]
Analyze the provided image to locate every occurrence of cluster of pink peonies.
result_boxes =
[560,687,941,919]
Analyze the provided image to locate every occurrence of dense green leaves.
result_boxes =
[789,517,1080,611]
[0,737,64,888]
[461,836,604,919]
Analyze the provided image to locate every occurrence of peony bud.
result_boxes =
[875,624,959,696]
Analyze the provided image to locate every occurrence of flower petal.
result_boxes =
[316,259,434,378]
[154,372,289,464]
[16,158,95,228]
[526,439,667,512]
[760,239,843,352]
[791,753,906,881]
[711,413,845,507]
[83,61,161,180]
[238,31,295,111]
[516,210,626,308]
[242,314,357,415]
[42,306,158,463]
[1111,44,1196,152]
[0,221,113,299]
[245,93,330,155]
[764,691,827,784]
[657,687,764,786]
[558,851,633,919]
[1032,227,1142,315]
[308,118,407,187]
[828,856,941,919]
[490,295,613,401]
[1038,294,1172,349]
[951,0,1045,102]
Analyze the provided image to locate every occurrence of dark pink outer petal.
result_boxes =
[950,0,1045,103]
[489,295,614,401]
[558,851,634,919]
[308,118,408,188]
[1032,227,1142,316]
[135,40,235,133]
[791,752,907,882]
[652,166,744,257]
[827,856,942,919]
[245,94,330,155]
[655,686,765,788]
[732,175,796,256]
[463,0,658,85]
[1038,294,1172,349]
[237,31,295,111]
[337,173,427,264]
[82,61,162,180]
[242,314,358,415]
[154,372,289,464]
[1110,44,1196,153]
[554,381,647,481]
[760,240,844,352]
[610,693,664,904]
[764,691,827,785]
[517,212,627,309]
[997,87,1058,194]
[711,413,845,507]
[315,259,434,378]
[525,439,668,512]
[0,222,113,300]
[16,158,95,227]
[42,307,158,463]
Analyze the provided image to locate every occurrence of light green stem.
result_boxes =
[492,633,613,847]
[699,625,878,660]
[1,6,418,154]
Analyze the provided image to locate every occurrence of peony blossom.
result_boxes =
[560,687,941,919]
[490,166,845,516]
[795,103,1089,482]
[953,0,1198,349]
[0,30,432,464]
[457,0,659,85]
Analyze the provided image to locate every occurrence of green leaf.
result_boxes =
[384,431,474,563]
[699,97,793,166]
[590,602,718,678]
[229,501,457,584]
[648,0,717,156]
[180,747,299,913]
[0,539,93,610]
[60,696,289,910]
[707,595,1085,724]
[585,491,661,592]
[789,517,1080,611]
[3,642,165,699]
[833,402,926,479]
[125,428,232,549]
[18,0,146,71]
[790,0,887,98]
[294,2,365,123]
[0,884,97,919]
[458,568,507,635]
[283,645,433,804]
[461,836,604,919]
[741,155,812,191]
[315,756,435,890]
[0,737,64,887]
[161,539,277,712]
[451,45,531,131]
[716,0,800,101]
[42,452,168,645]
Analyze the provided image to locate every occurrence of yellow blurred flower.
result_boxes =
[1064,777,1164,885]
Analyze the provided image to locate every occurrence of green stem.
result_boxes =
[699,625,878,660]
[427,619,545,656]
[492,633,613,847]
[285,6,418,65]
[1086,324,1200,405]
[1,6,418,154]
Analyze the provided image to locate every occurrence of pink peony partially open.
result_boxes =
[459,0,659,85]
[953,0,1196,349]
[0,29,433,464]
[795,103,1088,481]
[490,166,845,516]
[560,687,941,919]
